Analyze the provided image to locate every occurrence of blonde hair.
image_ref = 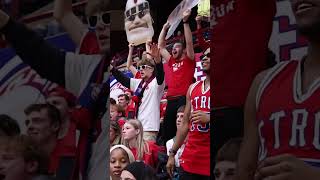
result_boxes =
[121,119,149,160]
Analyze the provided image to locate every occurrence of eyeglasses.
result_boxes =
[200,52,211,61]
[125,2,150,21]
[137,65,153,71]
[88,11,110,28]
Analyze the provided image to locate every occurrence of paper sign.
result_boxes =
[165,0,201,39]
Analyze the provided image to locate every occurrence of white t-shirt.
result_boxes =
[130,77,165,131]
[65,52,109,180]
[166,138,185,167]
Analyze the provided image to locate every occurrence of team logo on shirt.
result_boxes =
[258,108,320,160]
[172,61,184,72]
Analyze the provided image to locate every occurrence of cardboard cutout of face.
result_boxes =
[125,0,154,45]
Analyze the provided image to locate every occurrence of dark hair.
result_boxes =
[124,161,158,180]
[24,103,61,132]
[177,105,185,113]
[110,98,117,105]
[118,94,130,102]
[216,138,242,162]
[0,114,20,136]
[0,135,49,174]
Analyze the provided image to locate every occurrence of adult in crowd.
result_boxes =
[111,43,165,141]
[53,0,108,53]
[158,9,196,144]
[46,87,92,179]
[211,0,276,175]
[23,104,63,177]
[167,47,210,179]
[0,135,53,180]
[121,119,160,169]
[237,0,320,179]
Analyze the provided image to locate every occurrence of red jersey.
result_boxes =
[167,56,195,97]
[48,108,91,177]
[212,0,276,107]
[180,80,210,175]
[257,60,320,166]
[126,100,136,118]
[130,141,160,169]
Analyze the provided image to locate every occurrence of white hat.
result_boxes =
[110,144,135,163]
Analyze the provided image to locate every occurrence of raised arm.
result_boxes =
[0,10,66,86]
[110,65,131,89]
[166,85,191,178]
[158,22,171,62]
[53,0,85,45]
[126,43,138,76]
[236,70,268,180]
[183,9,195,60]
[148,43,164,85]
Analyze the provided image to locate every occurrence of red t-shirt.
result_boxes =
[130,141,160,169]
[166,56,195,97]
[212,0,276,107]
[125,101,136,118]
[48,108,91,177]
[160,101,167,119]
[180,81,210,176]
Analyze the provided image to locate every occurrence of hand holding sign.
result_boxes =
[165,0,201,40]
[183,9,191,22]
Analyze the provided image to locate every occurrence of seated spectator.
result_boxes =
[124,90,136,119]
[166,105,186,178]
[110,120,122,146]
[0,135,53,180]
[0,114,20,136]
[110,145,135,180]
[46,87,92,179]
[214,138,242,180]
[121,161,158,180]
[110,103,126,128]
[121,119,160,169]
[23,103,66,177]
[118,94,129,110]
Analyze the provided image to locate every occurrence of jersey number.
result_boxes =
[191,122,210,132]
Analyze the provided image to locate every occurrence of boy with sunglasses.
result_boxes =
[111,43,165,141]
[0,1,110,179]
[54,0,110,54]
[158,9,196,145]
